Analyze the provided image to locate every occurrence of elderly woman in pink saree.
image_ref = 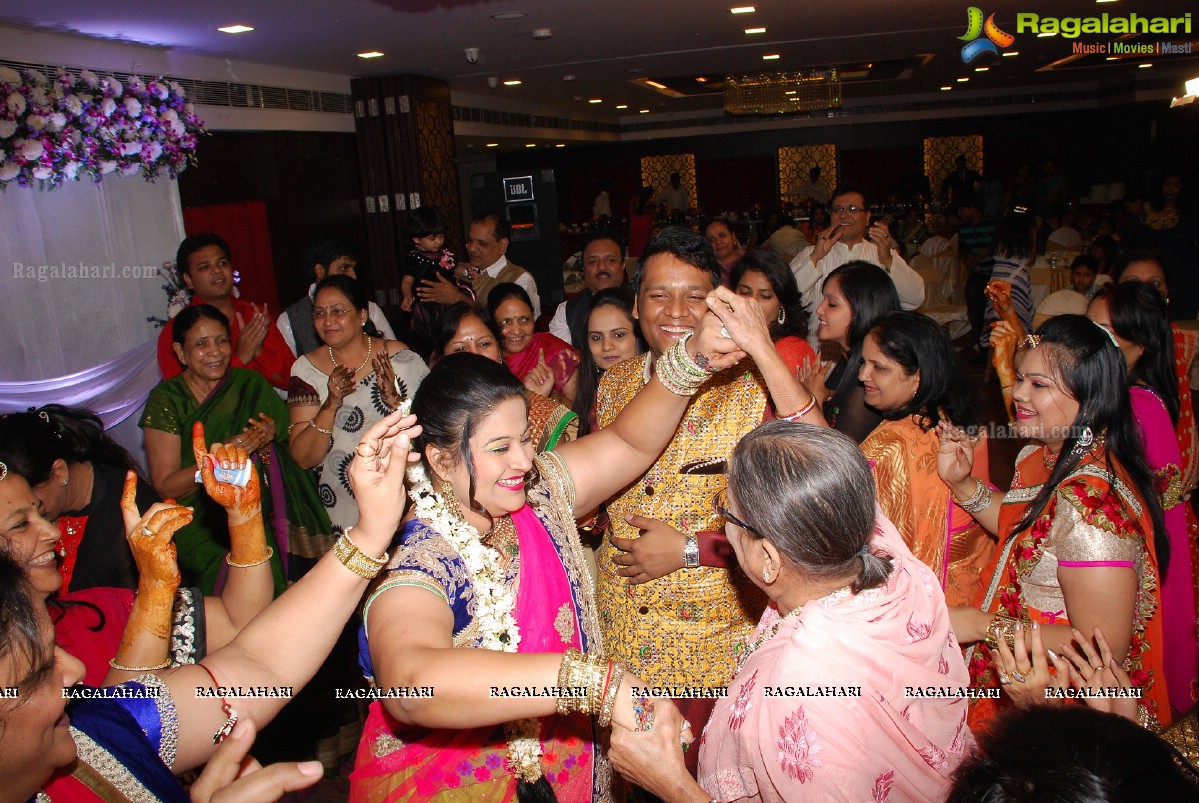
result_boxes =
[609,423,973,801]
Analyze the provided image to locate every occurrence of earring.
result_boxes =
[62,477,68,487]
[439,479,464,519]
[776,308,786,326]
[762,569,772,583]
[1071,426,1095,458]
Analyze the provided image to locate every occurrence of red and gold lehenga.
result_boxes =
[965,445,1169,732]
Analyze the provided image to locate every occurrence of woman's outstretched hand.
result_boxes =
[704,285,774,362]
[936,421,979,487]
[348,410,423,541]
[193,422,262,524]
[120,470,191,590]
[189,719,322,802]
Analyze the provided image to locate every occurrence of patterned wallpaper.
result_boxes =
[778,145,837,202]
[923,135,983,202]
[641,154,697,210]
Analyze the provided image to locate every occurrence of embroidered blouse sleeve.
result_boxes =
[363,524,474,638]
[1050,487,1141,568]
[120,673,179,768]
[138,384,181,435]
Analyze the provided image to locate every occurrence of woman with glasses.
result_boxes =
[608,422,972,800]
[487,282,581,406]
[288,274,429,567]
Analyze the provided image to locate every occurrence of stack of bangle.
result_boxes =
[957,478,993,514]
[984,613,1023,652]
[655,333,714,396]
[780,395,818,421]
[332,527,388,578]
[226,546,274,568]
[556,648,625,727]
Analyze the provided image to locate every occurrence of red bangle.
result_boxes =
[780,394,818,422]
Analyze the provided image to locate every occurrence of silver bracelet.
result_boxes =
[957,478,992,514]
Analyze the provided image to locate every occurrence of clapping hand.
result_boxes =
[704,286,774,362]
[326,365,356,405]
[796,359,832,406]
[937,421,980,487]
[235,303,271,365]
[812,223,842,263]
[120,471,190,591]
[232,413,275,453]
[373,350,405,411]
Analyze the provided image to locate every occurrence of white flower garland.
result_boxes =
[405,457,544,784]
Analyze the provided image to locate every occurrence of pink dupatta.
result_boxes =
[350,506,595,802]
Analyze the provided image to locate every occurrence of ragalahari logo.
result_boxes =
[959,7,1015,63]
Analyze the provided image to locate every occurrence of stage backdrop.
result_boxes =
[0,176,186,461]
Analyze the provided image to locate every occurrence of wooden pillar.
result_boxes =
[351,74,462,321]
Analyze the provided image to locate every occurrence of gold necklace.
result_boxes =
[328,335,372,375]
[734,604,805,677]
[485,515,519,559]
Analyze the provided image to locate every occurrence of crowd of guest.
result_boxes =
[2,171,1198,802]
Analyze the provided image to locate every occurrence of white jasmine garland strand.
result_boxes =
[404,453,544,783]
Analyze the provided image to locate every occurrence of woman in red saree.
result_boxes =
[938,315,1171,731]
[488,283,580,406]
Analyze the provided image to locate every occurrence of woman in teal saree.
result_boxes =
[141,304,330,593]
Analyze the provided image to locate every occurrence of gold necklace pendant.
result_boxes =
[486,515,519,558]
[329,335,373,375]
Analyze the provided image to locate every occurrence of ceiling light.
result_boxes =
[1187,78,1199,95]
[556,143,566,148]
[1003,51,1019,57]
[1106,56,1118,61]
[1095,0,1117,3]
[1037,31,1056,37]
[785,90,796,95]
[615,104,628,109]
[563,74,576,81]
[503,80,522,86]
[486,143,498,147]
[639,109,650,113]
[491,12,527,20]
[357,51,384,59]
[695,76,708,83]
[1139,63,1152,68]
[645,80,668,90]
[589,98,602,103]
[730,6,756,13]
[975,67,990,72]
[217,24,254,34]
[526,143,537,148]
[745,27,766,34]
[941,86,953,91]
[957,77,969,82]
[763,53,780,60]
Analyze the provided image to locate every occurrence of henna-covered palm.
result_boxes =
[120,470,191,589]
[985,280,1024,337]
[192,421,262,521]
[373,350,405,410]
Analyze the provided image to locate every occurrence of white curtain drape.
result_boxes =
[0,177,186,459]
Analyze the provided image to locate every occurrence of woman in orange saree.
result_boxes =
[857,312,996,606]
[938,315,1171,732]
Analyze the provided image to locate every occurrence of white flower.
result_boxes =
[99,160,118,175]
[153,82,168,100]
[123,97,142,117]
[29,87,48,107]
[120,141,141,157]
[79,70,99,88]
[103,76,123,96]
[120,163,139,176]
[32,166,52,180]
[0,67,20,85]
[19,140,43,161]
[47,112,66,131]
[0,120,15,139]
[100,98,116,117]
[62,161,79,180]
[0,162,19,181]
[5,92,25,115]
[65,94,83,115]
[170,81,184,96]
[127,76,144,92]
[26,115,46,132]
[146,141,162,161]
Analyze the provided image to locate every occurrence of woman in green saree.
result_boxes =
[141,304,330,593]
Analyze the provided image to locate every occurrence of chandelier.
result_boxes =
[724,69,841,116]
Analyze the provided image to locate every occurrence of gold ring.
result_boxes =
[356,444,378,459]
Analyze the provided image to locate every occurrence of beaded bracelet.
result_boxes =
[226,546,274,569]
[957,478,993,515]
[655,333,714,396]
[332,527,389,579]
[109,657,172,672]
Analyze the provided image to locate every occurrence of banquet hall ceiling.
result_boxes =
[0,0,1194,121]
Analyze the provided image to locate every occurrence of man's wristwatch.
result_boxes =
[683,533,700,569]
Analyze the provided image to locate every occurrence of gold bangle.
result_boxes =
[984,614,1021,652]
[556,649,580,715]
[597,662,624,728]
[332,528,389,579]
[109,657,171,672]
[226,546,274,568]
